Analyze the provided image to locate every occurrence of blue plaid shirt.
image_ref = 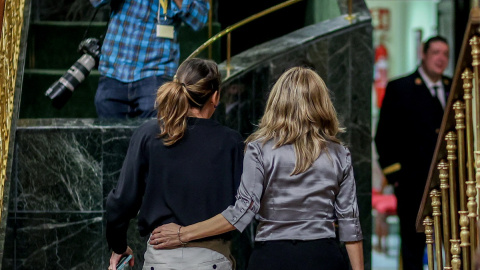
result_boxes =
[90,0,209,82]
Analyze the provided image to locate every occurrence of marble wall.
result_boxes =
[2,119,144,269]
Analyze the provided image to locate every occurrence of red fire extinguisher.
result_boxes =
[374,43,388,108]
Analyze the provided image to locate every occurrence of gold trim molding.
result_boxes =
[0,0,25,221]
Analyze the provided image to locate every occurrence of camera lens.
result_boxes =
[45,54,96,109]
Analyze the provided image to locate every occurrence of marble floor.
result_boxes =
[371,214,400,270]
[372,234,400,270]
[371,214,432,270]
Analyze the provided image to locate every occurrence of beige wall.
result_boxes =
[366,0,440,79]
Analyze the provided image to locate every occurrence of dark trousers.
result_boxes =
[95,75,171,119]
[247,239,348,270]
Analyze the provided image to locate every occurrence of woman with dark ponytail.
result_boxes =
[106,58,244,270]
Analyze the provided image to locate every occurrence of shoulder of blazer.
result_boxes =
[387,70,421,93]
[442,75,452,89]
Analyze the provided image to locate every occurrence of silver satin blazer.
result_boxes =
[221,139,363,242]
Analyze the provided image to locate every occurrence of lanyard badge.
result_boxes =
[156,0,174,39]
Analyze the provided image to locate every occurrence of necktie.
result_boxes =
[432,86,443,110]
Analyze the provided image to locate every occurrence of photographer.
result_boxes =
[90,0,209,118]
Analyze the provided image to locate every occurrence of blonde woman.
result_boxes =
[106,58,244,270]
[149,67,364,270]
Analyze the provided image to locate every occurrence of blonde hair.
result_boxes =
[155,58,221,146]
[246,67,344,175]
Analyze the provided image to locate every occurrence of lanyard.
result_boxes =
[156,0,174,39]
[158,0,168,21]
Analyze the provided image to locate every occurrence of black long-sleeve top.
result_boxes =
[106,118,244,254]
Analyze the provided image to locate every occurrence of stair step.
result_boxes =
[21,69,99,118]
[26,21,221,70]
[26,22,107,70]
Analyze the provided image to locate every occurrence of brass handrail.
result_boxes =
[188,0,303,59]
[0,0,25,222]
[189,0,357,76]
[208,0,212,59]
[187,0,304,75]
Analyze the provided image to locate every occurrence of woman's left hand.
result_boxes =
[108,246,134,270]
[149,223,183,249]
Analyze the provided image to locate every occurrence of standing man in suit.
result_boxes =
[375,36,451,270]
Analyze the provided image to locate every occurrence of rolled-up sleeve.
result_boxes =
[335,148,363,242]
[106,130,147,254]
[89,0,109,8]
[173,0,209,31]
[222,142,264,232]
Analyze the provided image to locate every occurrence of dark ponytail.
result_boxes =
[156,58,221,146]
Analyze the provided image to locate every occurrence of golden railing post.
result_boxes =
[446,132,460,241]
[439,159,452,267]
[424,216,435,270]
[459,210,470,270]
[226,32,231,78]
[454,100,467,212]
[430,190,444,269]
[462,70,475,240]
[208,0,212,59]
[345,0,356,23]
[451,238,462,270]
[469,39,480,252]
[470,36,480,149]
[466,178,477,264]
[453,99,477,264]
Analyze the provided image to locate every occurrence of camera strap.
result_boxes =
[81,7,102,43]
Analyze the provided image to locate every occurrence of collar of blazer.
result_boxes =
[413,69,451,95]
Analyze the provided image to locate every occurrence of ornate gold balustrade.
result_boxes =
[0,0,25,223]
[418,6,480,270]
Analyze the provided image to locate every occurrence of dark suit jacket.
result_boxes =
[375,69,451,205]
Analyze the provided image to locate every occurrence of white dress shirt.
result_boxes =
[418,67,446,108]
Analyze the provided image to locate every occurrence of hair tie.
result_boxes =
[178,82,202,107]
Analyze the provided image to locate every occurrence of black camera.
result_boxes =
[45,38,101,109]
